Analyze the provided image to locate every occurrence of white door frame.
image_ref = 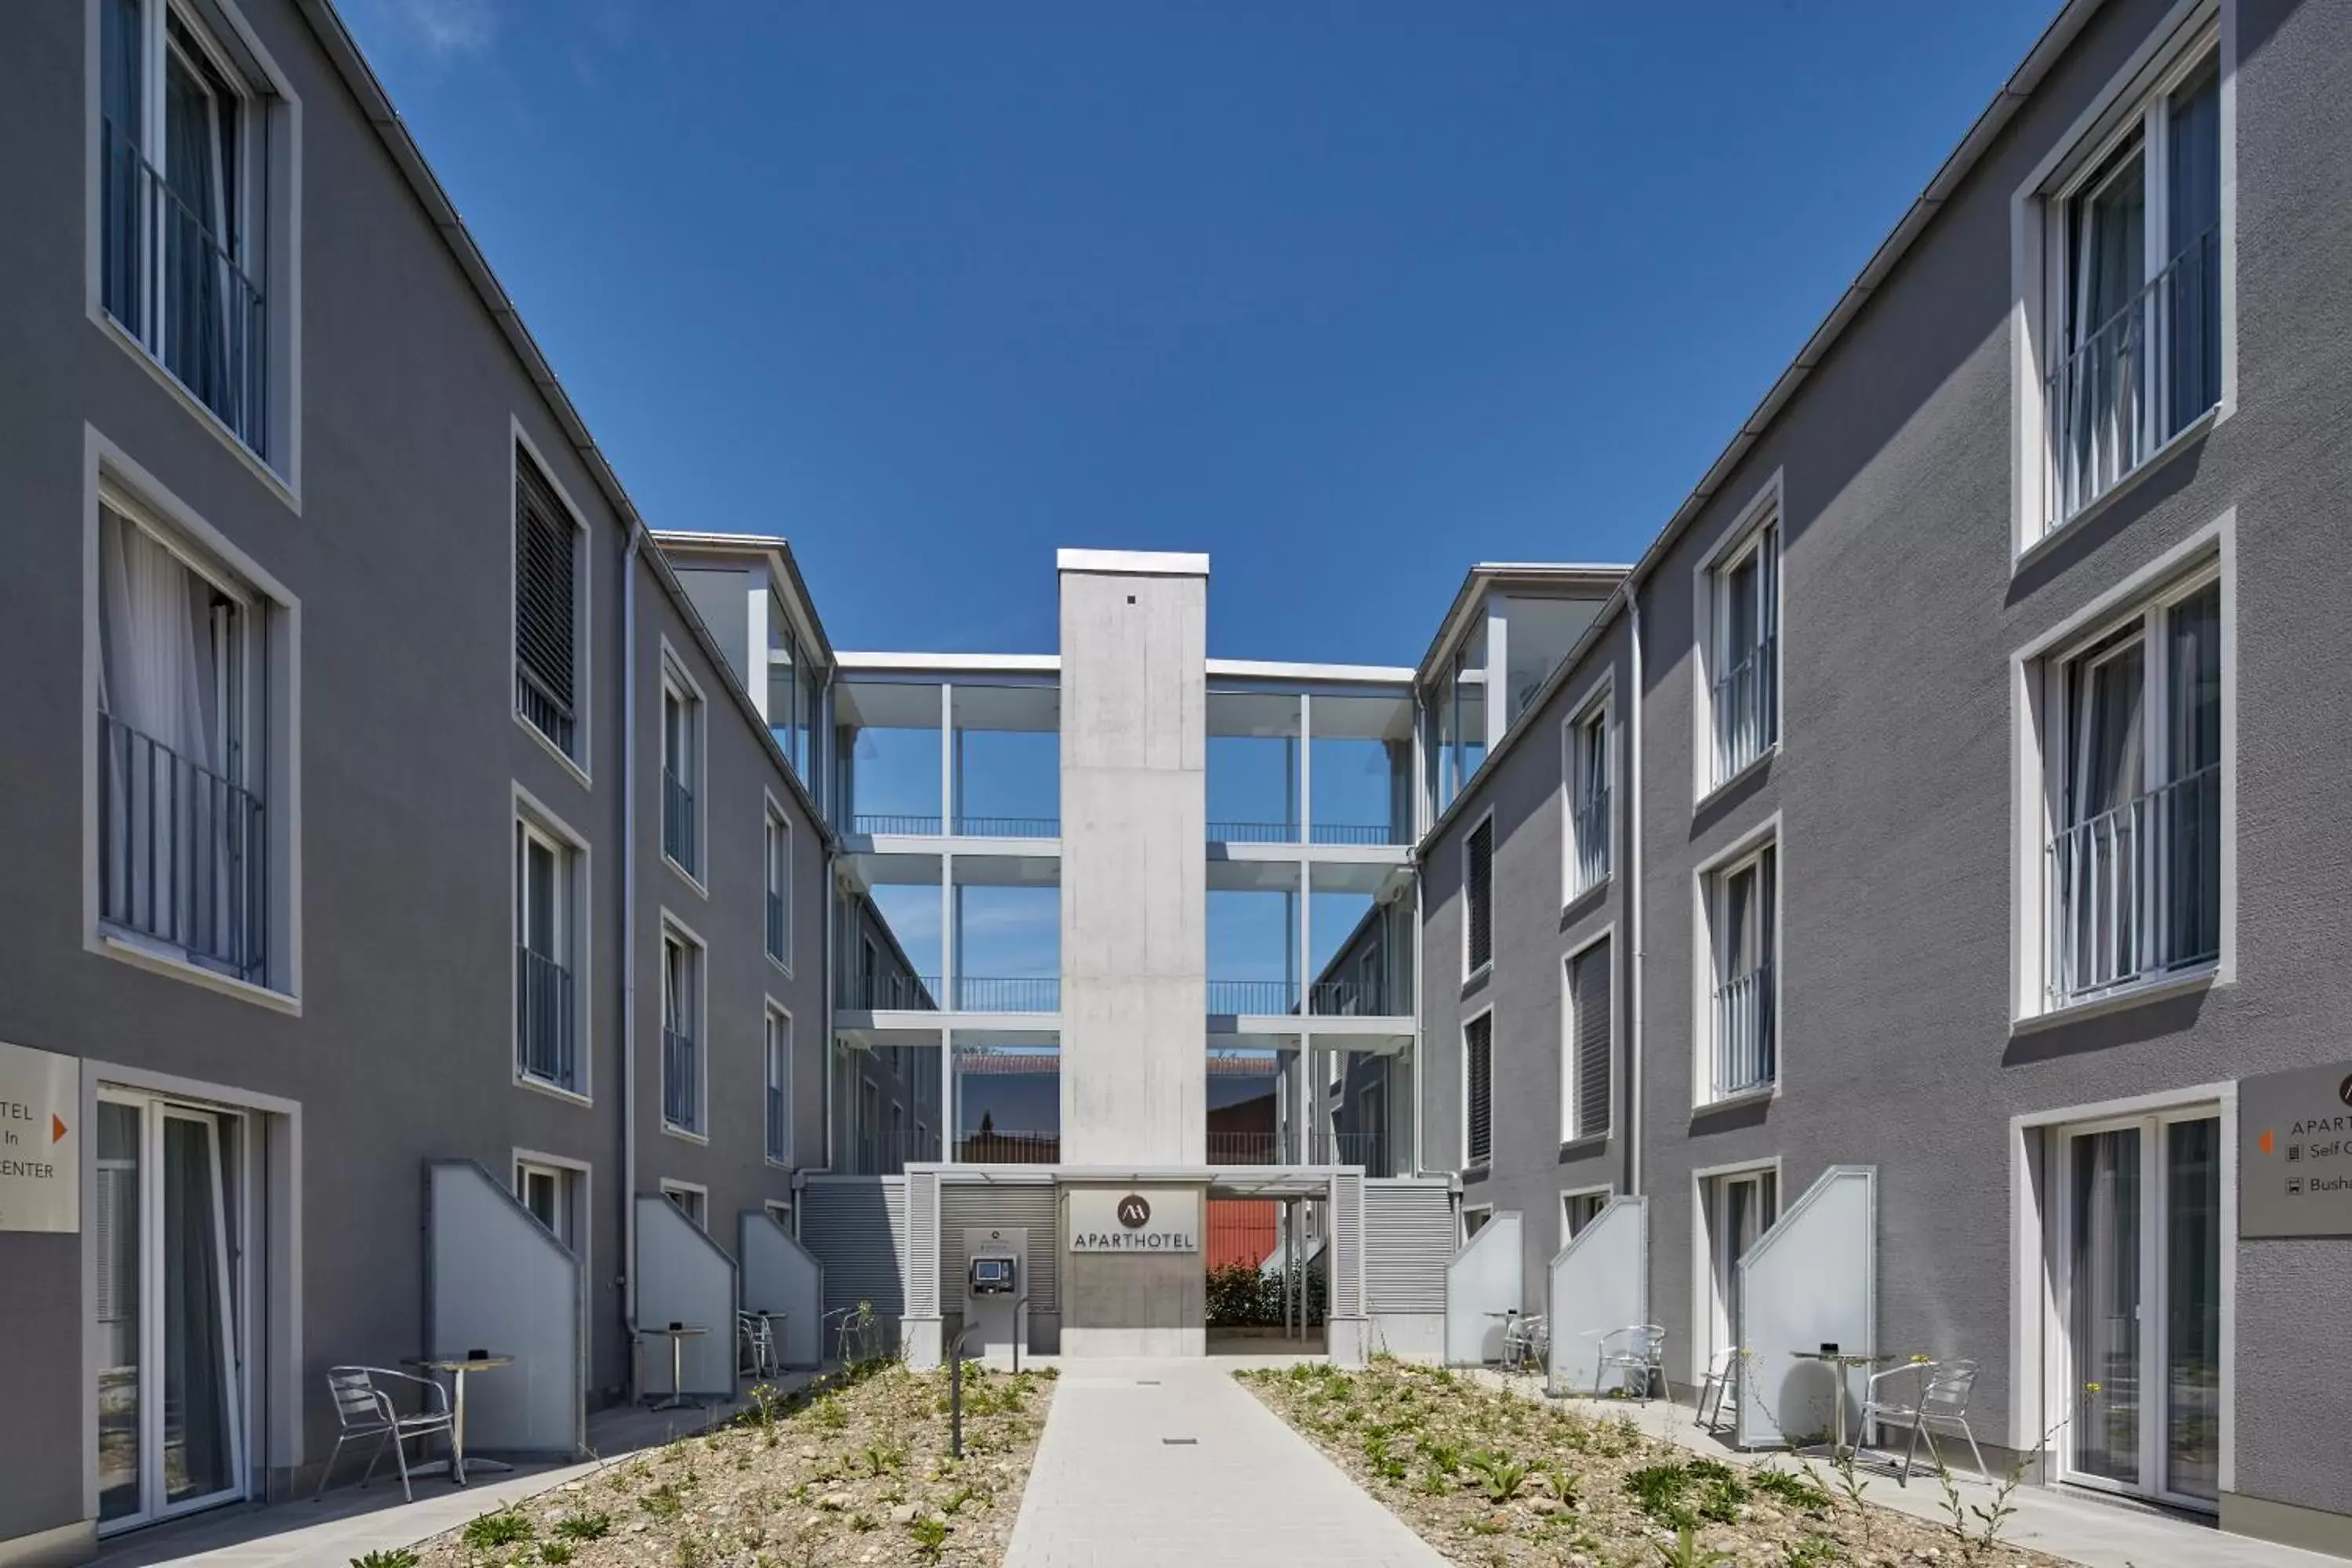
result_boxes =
[1690,1156,1782,1392]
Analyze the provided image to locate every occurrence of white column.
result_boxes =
[939,1025,954,1165]
[939,682,956,833]
[1484,595,1511,750]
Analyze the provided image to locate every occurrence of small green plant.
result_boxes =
[849,1512,879,1533]
[538,1544,575,1566]
[1468,1450,1532,1502]
[461,1508,535,1549]
[858,1439,907,1476]
[1625,1460,1699,1530]
[812,1393,848,1432]
[554,1511,612,1541]
[673,1534,706,1568]
[1750,1465,1831,1512]
[350,1552,419,1568]
[909,1515,950,1561]
[640,1483,684,1520]
[1543,1465,1581,1508]
[1653,1524,1734,1568]
[1781,1533,1844,1567]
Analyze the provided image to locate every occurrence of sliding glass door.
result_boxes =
[1703,1167,1777,1407]
[95,1093,248,1533]
[2058,1109,2220,1510]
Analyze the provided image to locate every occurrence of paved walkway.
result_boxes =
[1472,1368,2346,1568]
[1004,1359,1447,1568]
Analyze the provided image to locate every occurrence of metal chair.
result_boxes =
[1862,1358,1989,1483]
[1694,1345,1739,1431]
[1502,1312,1548,1374]
[1592,1323,1668,1403]
[738,1312,778,1380]
[314,1367,455,1503]
[824,1302,880,1366]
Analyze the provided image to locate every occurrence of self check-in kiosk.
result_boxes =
[962,1227,1029,1366]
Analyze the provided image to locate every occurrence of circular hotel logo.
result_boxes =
[1116,1194,1152,1229]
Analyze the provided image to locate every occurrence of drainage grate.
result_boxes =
[1135,1379,1161,1386]
[1161,1437,1198,1446]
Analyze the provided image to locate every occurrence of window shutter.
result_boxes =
[1466,819,1494,971]
[1465,1014,1493,1167]
[1571,939,1612,1140]
[514,452,577,746]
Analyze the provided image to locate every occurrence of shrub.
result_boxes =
[350,1553,418,1568]
[1205,1261,1330,1327]
[554,1512,612,1541]
[460,1509,534,1549]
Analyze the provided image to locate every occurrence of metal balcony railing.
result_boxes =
[851,812,943,836]
[1569,784,1611,895]
[951,815,1059,839]
[1202,1131,1396,1174]
[516,946,577,1091]
[766,1086,787,1163]
[1207,979,1295,1014]
[662,767,696,870]
[515,667,575,757]
[1208,820,1298,845]
[2047,229,2220,529]
[766,891,786,963]
[845,972,941,1011]
[849,1129,949,1174]
[1306,978,1405,1017]
[1711,634,1778,786]
[662,1025,698,1131]
[1309,822,1408,847]
[101,119,269,456]
[953,976,1060,1013]
[1711,964,1776,1099]
[2047,764,2220,1005]
[96,713,267,984]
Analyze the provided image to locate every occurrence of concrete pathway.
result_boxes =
[1004,1359,1448,1568]
[1472,1368,2346,1568]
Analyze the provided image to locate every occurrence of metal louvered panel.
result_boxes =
[1330,1172,1366,1318]
[1465,1014,1494,1167]
[1365,1179,1454,1315]
[1465,818,1494,971]
[514,451,577,736]
[905,1170,940,1316]
[941,1178,1059,1313]
[799,1177,906,1322]
[1571,938,1613,1140]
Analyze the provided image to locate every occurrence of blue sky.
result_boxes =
[343,0,2058,668]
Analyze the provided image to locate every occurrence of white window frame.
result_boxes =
[85,0,303,503]
[1461,809,1496,982]
[1561,1184,1613,1243]
[1461,1202,1495,1244]
[513,786,592,1103]
[1460,1004,1494,1174]
[82,430,301,1011]
[510,425,592,784]
[2010,1,2233,560]
[659,911,708,1141]
[659,1178,708,1230]
[1690,1157,1784,1389]
[1561,674,1614,905]
[1690,816,1782,1109]
[659,642,708,891]
[1560,927,1616,1145]
[764,793,793,975]
[513,1151,589,1254]
[2010,521,2233,1025]
[1692,474,1784,801]
[764,1000,793,1169]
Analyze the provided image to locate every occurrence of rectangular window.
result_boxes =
[661,1181,706,1229]
[1564,938,1613,1142]
[766,1006,793,1165]
[1704,841,1777,1100]
[1463,1012,1494,1170]
[514,816,583,1094]
[1563,1189,1610,1240]
[660,926,702,1134]
[1565,702,1611,898]
[515,1160,572,1248]
[661,670,703,879]
[2042,42,2221,532]
[96,497,271,987]
[1464,815,1494,976]
[100,0,282,461]
[2041,572,2221,1007]
[1709,518,1780,787]
[765,808,792,969]
[514,448,583,760]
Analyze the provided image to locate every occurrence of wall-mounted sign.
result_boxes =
[2241,1062,2352,1239]
[0,1041,79,1233]
[1068,1186,1199,1253]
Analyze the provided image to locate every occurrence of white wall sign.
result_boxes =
[1068,1187,1199,1254]
[0,1040,79,1233]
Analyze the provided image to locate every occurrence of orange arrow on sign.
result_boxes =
[52,1115,67,1144]
[2259,1128,2275,1156]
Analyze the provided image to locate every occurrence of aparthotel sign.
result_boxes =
[0,1040,79,1234]
[2241,1062,2352,1239]
[1067,1187,1199,1254]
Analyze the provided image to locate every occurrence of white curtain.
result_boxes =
[100,509,215,767]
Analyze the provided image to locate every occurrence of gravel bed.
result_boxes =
[1240,1359,2072,1568]
[404,1363,1054,1568]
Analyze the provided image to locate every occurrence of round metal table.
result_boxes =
[638,1324,708,1410]
[399,1354,514,1486]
